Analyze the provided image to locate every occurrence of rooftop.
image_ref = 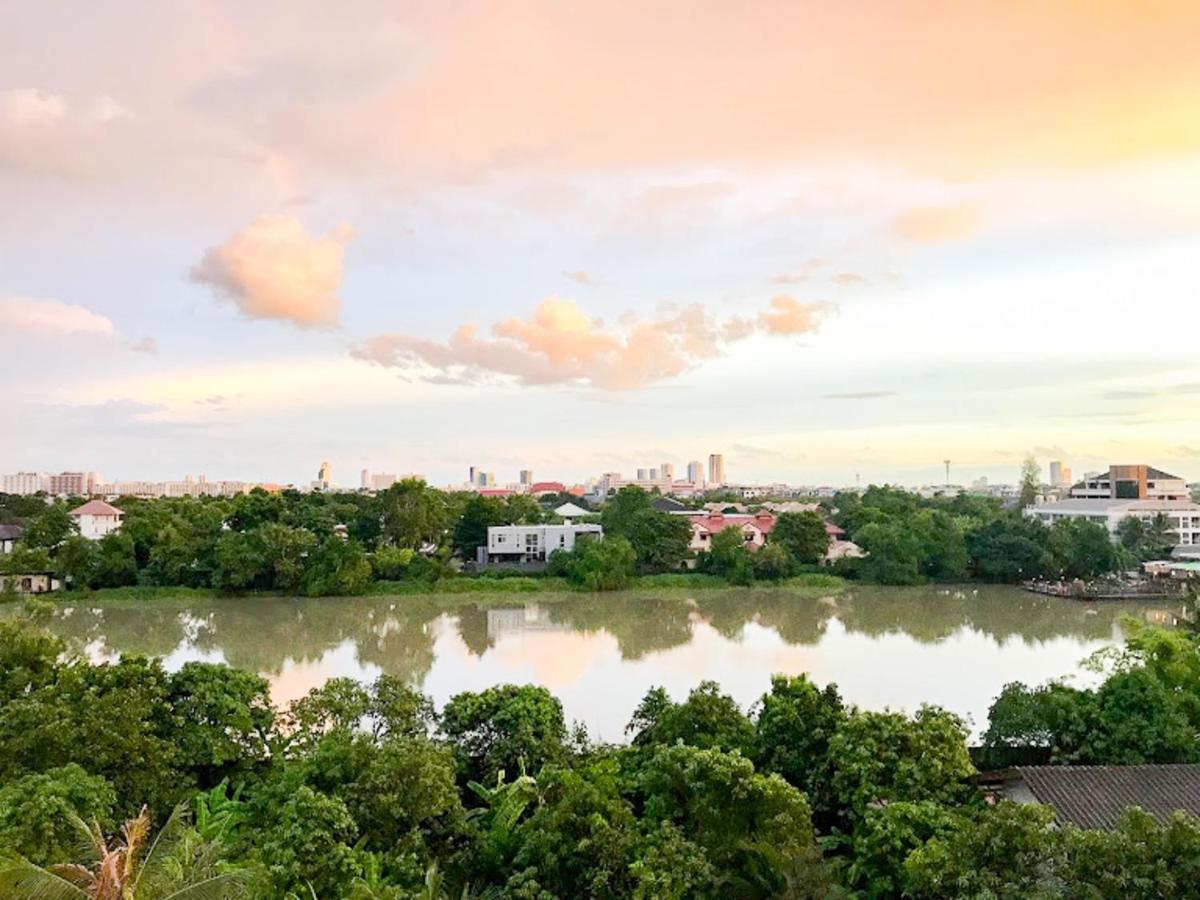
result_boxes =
[0,523,25,540]
[1015,765,1200,829]
[68,500,124,517]
[1029,498,1200,514]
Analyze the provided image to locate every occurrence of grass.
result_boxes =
[42,571,847,604]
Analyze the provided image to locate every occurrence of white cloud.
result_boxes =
[0,88,66,126]
[0,296,115,337]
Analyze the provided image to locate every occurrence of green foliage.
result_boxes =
[771,511,830,564]
[698,526,754,584]
[627,681,754,754]
[301,537,372,596]
[440,685,566,783]
[91,532,139,588]
[752,541,794,580]
[1116,513,1177,563]
[600,487,692,572]
[380,479,448,551]
[0,764,116,865]
[966,515,1053,582]
[21,503,77,550]
[550,534,637,590]
[256,785,365,898]
[1049,517,1119,579]
[371,545,416,580]
[853,520,924,584]
[846,801,959,898]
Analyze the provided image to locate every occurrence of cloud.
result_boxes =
[351,295,829,390]
[0,89,66,127]
[891,204,983,242]
[190,216,354,328]
[128,336,158,354]
[759,296,829,335]
[85,95,132,125]
[834,272,868,288]
[0,296,115,337]
[821,391,897,400]
[563,270,600,286]
[769,258,828,285]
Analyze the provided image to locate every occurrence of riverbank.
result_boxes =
[25,571,846,605]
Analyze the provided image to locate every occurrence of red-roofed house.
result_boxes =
[686,512,777,555]
[529,481,566,496]
[69,499,124,539]
[478,488,515,498]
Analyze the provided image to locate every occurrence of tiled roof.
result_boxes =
[529,482,565,493]
[1016,765,1200,829]
[0,523,25,540]
[688,513,776,535]
[68,500,124,517]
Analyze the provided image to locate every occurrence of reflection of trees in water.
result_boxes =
[48,595,442,686]
[692,587,838,646]
[835,585,1177,646]
[454,605,494,656]
[547,594,696,659]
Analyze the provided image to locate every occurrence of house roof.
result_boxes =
[651,496,691,513]
[0,523,25,540]
[68,500,124,517]
[553,502,591,518]
[1030,498,1200,514]
[529,481,566,494]
[688,512,776,535]
[1015,765,1200,829]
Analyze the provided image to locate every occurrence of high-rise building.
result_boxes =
[708,454,726,486]
[47,472,100,495]
[468,466,478,486]
[661,463,675,481]
[649,467,659,481]
[2,472,48,495]
[314,461,332,491]
[519,469,533,485]
[637,468,649,481]
[482,472,496,487]
[361,468,371,489]
[686,460,703,484]
[371,473,397,491]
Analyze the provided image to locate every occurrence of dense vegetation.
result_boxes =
[0,480,1161,598]
[3,612,1200,898]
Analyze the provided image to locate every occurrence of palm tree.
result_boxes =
[0,803,250,899]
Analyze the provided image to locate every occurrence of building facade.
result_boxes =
[1026,498,1200,551]
[69,500,125,540]
[484,523,603,563]
[1069,465,1189,501]
[708,454,726,486]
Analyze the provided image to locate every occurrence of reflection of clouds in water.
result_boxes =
[161,643,225,671]
[82,638,120,665]
[265,639,383,709]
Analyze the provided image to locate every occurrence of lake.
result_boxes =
[28,585,1188,742]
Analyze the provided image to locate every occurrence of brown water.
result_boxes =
[30,585,1187,741]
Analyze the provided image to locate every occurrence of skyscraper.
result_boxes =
[637,468,649,481]
[708,454,725,486]
[361,468,370,489]
[1049,460,1073,488]
[315,461,332,491]
[661,462,675,481]
[519,469,533,485]
[686,460,703,484]
[468,466,478,486]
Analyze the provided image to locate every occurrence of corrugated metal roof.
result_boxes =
[1016,765,1200,829]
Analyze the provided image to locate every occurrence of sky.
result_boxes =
[3,1,1200,488]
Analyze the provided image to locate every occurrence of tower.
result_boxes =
[708,454,725,486]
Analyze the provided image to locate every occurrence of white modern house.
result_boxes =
[1025,498,1200,552]
[482,523,603,565]
[68,499,125,539]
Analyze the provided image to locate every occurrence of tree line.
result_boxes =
[1,482,1165,595]
[3,612,1200,897]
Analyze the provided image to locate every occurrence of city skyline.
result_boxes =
[3,3,1200,484]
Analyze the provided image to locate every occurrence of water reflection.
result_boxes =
[28,586,1187,741]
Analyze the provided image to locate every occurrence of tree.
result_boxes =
[600,487,692,572]
[966,516,1052,582]
[0,802,251,898]
[753,541,794,580]
[639,745,828,898]
[1049,517,1118,579]
[22,504,77,551]
[440,685,567,783]
[452,496,508,559]
[1018,455,1041,509]
[771,512,830,564]
[302,538,371,597]
[700,526,754,584]
[0,764,116,866]
[753,675,846,828]
[627,681,754,754]
[91,533,139,588]
[828,707,976,827]
[257,522,316,592]
[568,535,636,590]
[211,531,268,593]
[1117,513,1176,562]
[379,479,447,551]
[371,546,416,580]
[55,535,97,589]
[256,786,364,898]
[853,520,924,584]
[846,801,959,899]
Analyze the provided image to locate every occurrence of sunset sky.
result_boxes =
[3,1,1200,487]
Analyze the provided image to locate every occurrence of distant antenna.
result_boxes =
[944,459,951,487]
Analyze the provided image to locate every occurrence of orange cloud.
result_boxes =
[759,296,829,335]
[351,296,829,390]
[190,216,354,328]
[891,204,984,243]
